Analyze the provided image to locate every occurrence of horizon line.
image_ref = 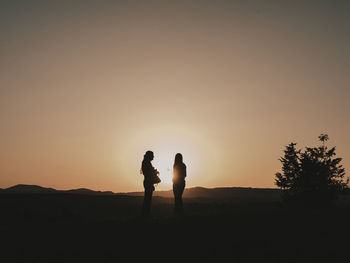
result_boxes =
[0,183,280,194]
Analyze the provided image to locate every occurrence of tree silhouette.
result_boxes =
[275,134,348,205]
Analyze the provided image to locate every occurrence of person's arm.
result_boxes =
[150,164,159,175]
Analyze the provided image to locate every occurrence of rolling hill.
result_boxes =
[1,184,115,195]
[1,184,282,201]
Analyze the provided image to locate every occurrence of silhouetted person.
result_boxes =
[140,151,159,216]
[173,153,186,215]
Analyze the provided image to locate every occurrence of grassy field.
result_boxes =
[1,188,350,262]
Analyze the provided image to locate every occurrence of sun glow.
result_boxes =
[118,123,217,191]
[153,150,175,186]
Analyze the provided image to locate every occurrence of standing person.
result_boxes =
[140,150,159,216]
[173,153,186,215]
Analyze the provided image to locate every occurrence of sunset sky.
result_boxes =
[1,0,349,192]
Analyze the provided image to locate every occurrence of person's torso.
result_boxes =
[173,163,186,183]
[142,161,156,181]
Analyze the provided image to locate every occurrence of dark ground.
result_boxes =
[1,189,350,262]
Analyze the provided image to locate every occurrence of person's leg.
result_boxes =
[142,189,148,215]
[173,184,184,214]
[173,184,179,212]
[147,187,153,212]
[143,183,153,216]
[178,182,185,213]
[143,189,151,215]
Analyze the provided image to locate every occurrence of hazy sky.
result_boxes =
[1,0,349,192]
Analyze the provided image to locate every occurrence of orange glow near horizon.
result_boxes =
[1,1,350,192]
[117,124,214,191]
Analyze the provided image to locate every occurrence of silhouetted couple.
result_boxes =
[141,151,186,217]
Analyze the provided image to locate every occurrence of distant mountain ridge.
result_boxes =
[0,184,282,199]
[4,184,57,193]
[0,184,115,195]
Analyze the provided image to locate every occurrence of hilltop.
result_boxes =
[0,184,281,201]
[0,184,115,195]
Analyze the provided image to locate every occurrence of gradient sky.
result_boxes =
[1,0,349,192]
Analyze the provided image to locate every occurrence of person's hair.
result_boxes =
[174,153,183,165]
[143,151,154,161]
[140,151,154,174]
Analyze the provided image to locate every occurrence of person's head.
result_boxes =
[144,150,154,161]
[174,153,183,164]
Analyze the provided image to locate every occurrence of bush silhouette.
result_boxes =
[275,134,348,206]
